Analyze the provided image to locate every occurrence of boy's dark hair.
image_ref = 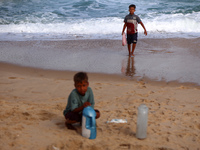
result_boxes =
[74,72,88,84]
[129,4,136,9]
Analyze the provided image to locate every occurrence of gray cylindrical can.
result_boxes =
[136,104,149,139]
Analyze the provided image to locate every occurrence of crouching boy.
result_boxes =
[63,72,100,130]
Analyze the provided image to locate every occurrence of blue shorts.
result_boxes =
[127,33,138,44]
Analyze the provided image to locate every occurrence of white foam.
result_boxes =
[144,12,200,33]
[0,12,200,41]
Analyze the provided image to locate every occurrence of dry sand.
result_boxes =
[0,62,200,150]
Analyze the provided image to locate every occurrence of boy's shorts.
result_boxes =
[65,109,100,122]
[127,33,138,44]
[65,111,82,122]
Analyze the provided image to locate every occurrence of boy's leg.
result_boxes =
[131,43,136,56]
[127,44,131,56]
[65,111,82,130]
[95,109,100,119]
[127,34,132,56]
[65,121,77,130]
[131,33,138,56]
[127,34,137,56]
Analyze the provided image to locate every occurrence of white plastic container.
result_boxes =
[136,104,149,139]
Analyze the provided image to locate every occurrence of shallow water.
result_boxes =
[0,38,200,85]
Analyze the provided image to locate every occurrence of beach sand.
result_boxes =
[0,62,200,150]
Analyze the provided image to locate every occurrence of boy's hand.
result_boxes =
[83,102,91,108]
[144,30,147,36]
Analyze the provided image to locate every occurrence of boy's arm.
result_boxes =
[122,22,127,35]
[72,102,91,113]
[88,87,95,108]
[139,22,147,35]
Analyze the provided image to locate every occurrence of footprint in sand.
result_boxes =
[9,77,25,79]
[37,110,57,121]
[95,87,102,90]
[119,144,131,149]
[137,81,147,89]
[8,77,17,79]
[115,84,125,86]
[149,49,171,54]
[95,83,102,85]
[177,86,190,89]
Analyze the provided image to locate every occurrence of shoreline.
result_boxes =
[1,61,200,88]
[1,38,200,86]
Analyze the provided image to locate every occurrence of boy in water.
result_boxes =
[122,4,147,57]
[63,72,100,130]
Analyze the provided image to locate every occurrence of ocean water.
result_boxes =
[0,0,200,41]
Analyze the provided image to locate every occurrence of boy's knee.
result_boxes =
[65,119,77,124]
[65,111,82,122]
[95,110,100,119]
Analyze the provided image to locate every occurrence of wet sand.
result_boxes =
[0,38,200,85]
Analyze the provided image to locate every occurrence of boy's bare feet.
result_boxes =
[129,54,134,57]
[65,120,78,130]
[65,122,77,131]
